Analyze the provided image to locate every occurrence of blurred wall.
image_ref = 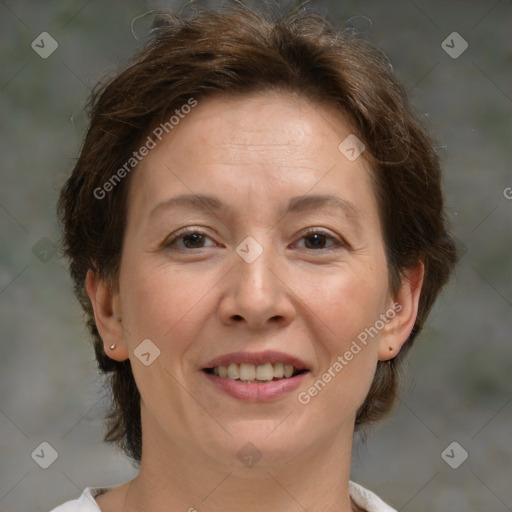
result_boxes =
[0,1,510,511]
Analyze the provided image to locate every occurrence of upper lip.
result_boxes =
[203,350,310,371]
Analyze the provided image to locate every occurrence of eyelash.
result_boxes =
[164,227,344,251]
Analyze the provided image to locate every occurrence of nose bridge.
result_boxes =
[220,233,294,327]
[235,234,278,299]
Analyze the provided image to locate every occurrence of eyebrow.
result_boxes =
[287,194,359,218]
[149,194,228,220]
[149,193,360,222]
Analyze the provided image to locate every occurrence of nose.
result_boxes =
[217,239,296,330]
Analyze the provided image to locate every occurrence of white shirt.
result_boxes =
[48,481,397,511]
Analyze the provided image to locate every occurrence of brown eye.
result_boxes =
[165,229,217,250]
[295,230,339,250]
[304,233,329,249]
[181,233,206,248]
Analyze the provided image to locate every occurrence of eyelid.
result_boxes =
[163,226,218,248]
[293,227,346,248]
[162,226,348,251]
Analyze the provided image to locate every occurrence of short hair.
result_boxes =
[57,3,457,462]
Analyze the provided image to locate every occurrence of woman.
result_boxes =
[53,4,457,511]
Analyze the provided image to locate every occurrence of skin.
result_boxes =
[86,91,423,512]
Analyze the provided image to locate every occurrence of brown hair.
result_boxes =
[57,3,457,463]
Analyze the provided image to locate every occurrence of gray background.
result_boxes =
[0,1,510,511]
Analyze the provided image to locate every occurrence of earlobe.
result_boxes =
[378,261,424,361]
[85,269,129,361]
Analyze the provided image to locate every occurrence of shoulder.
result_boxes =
[349,481,397,512]
[48,487,113,512]
[51,482,394,512]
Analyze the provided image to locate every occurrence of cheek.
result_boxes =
[119,259,221,347]
[118,261,219,406]
[299,263,389,343]
[121,256,230,366]
[296,263,388,409]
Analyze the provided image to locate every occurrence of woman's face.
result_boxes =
[102,91,413,468]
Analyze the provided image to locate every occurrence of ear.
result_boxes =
[85,269,129,361]
[378,261,424,361]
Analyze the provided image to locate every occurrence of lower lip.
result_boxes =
[203,371,309,402]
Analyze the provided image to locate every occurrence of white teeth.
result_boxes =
[255,362,274,381]
[211,362,302,382]
[227,363,239,379]
[284,364,294,378]
[239,363,256,381]
[273,362,284,378]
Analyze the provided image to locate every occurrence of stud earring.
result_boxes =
[109,344,116,350]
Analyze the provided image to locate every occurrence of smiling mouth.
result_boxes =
[204,362,308,383]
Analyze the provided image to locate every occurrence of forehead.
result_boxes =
[127,91,378,225]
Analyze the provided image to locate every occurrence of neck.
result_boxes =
[119,417,357,512]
